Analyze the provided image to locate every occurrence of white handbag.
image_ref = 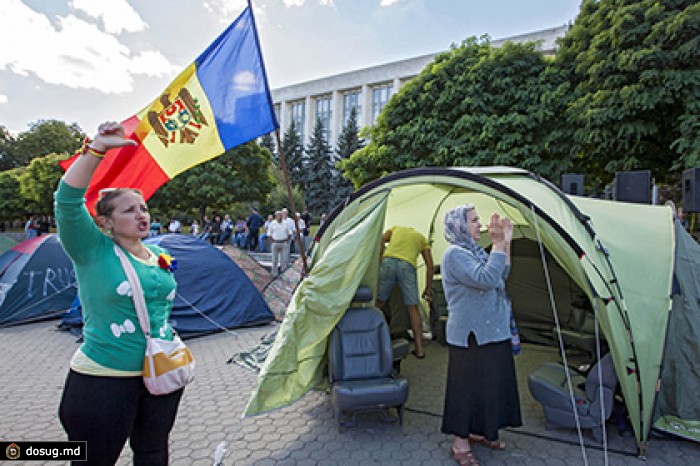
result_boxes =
[114,244,195,395]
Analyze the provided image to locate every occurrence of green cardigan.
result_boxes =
[54,181,177,371]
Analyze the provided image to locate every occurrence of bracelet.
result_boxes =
[76,137,107,159]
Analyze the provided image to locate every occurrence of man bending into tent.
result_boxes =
[376,226,434,358]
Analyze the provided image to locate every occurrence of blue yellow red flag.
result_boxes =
[61,4,278,214]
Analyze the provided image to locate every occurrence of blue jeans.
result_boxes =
[234,232,247,248]
[218,230,232,245]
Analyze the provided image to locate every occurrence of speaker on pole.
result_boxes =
[561,174,585,196]
[682,168,700,213]
[614,170,651,204]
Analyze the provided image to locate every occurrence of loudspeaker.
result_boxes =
[561,174,585,196]
[615,170,651,204]
[682,168,700,213]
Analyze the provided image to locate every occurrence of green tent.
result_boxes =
[245,167,698,454]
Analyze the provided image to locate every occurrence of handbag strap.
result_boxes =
[113,243,151,337]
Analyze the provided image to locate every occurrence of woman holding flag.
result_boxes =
[55,121,184,465]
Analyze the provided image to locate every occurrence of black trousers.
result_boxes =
[248,229,259,251]
[59,370,183,466]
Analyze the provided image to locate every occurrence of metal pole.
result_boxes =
[274,128,309,275]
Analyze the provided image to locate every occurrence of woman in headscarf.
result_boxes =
[440,204,521,466]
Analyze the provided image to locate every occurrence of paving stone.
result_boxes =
[2,321,699,465]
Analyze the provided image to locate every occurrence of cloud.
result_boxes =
[0,0,177,94]
[203,0,249,22]
[380,0,400,6]
[0,94,7,104]
[69,0,146,34]
[283,0,306,6]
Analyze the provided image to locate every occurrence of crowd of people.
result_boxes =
[145,206,325,276]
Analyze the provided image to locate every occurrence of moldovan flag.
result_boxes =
[60,4,278,215]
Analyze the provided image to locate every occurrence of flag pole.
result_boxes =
[274,128,309,275]
[248,0,308,275]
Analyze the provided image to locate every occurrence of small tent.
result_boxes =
[0,234,18,255]
[244,166,699,454]
[144,234,274,335]
[0,234,76,326]
[58,235,274,336]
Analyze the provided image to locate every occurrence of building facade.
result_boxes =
[271,25,568,149]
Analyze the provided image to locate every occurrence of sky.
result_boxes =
[0,0,582,135]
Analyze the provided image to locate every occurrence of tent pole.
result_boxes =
[274,128,309,275]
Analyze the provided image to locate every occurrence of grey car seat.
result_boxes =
[329,286,410,426]
[527,353,617,441]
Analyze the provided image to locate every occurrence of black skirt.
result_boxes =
[441,333,522,440]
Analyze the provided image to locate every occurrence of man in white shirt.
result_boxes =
[281,208,296,258]
[168,218,181,234]
[269,211,291,276]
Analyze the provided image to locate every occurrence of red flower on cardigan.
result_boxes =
[157,253,177,272]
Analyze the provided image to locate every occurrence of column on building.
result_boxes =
[304,95,313,146]
[278,100,289,136]
[331,89,342,149]
[361,84,371,129]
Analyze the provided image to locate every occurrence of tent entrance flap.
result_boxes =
[244,193,389,417]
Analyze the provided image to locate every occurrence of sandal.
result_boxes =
[469,435,506,450]
[450,446,480,466]
[412,350,426,359]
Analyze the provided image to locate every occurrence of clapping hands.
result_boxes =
[486,213,513,249]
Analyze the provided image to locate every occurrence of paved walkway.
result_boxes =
[1,320,698,465]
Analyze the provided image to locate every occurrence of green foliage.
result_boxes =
[0,168,25,221]
[259,132,277,164]
[260,163,306,217]
[0,126,17,171]
[551,0,700,184]
[148,141,274,220]
[18,153,69,215]
[304,117,335,214]
[280,121,305,189]
[340,39,565,186]
[333,107,363,204]
[3,120,84,169]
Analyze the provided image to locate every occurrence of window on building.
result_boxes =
[372,84,393,124]
[315,96,332,141]
[290,101,305,140]
[343,91,362,126]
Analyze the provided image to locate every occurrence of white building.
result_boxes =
[271,24,568,148]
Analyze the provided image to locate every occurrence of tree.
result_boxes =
[333,107,363,205]
[304,117,335,214]
[0,168,26,221]
[18,153,69,215]
[6,120,84,169]
[259,132,277,164]
[0,126,17,171]
[262,165,306,216]
[340,38,565,187]
[148,141,274,220]
[279,121,305,189]
[550,0,700,184]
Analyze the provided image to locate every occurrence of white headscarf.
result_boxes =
[443,205,489,263]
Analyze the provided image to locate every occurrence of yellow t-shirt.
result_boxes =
[383,226,429,268]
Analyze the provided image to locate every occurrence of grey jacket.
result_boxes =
[442,245,511,348]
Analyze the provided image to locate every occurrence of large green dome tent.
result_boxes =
[244,166,698,454]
